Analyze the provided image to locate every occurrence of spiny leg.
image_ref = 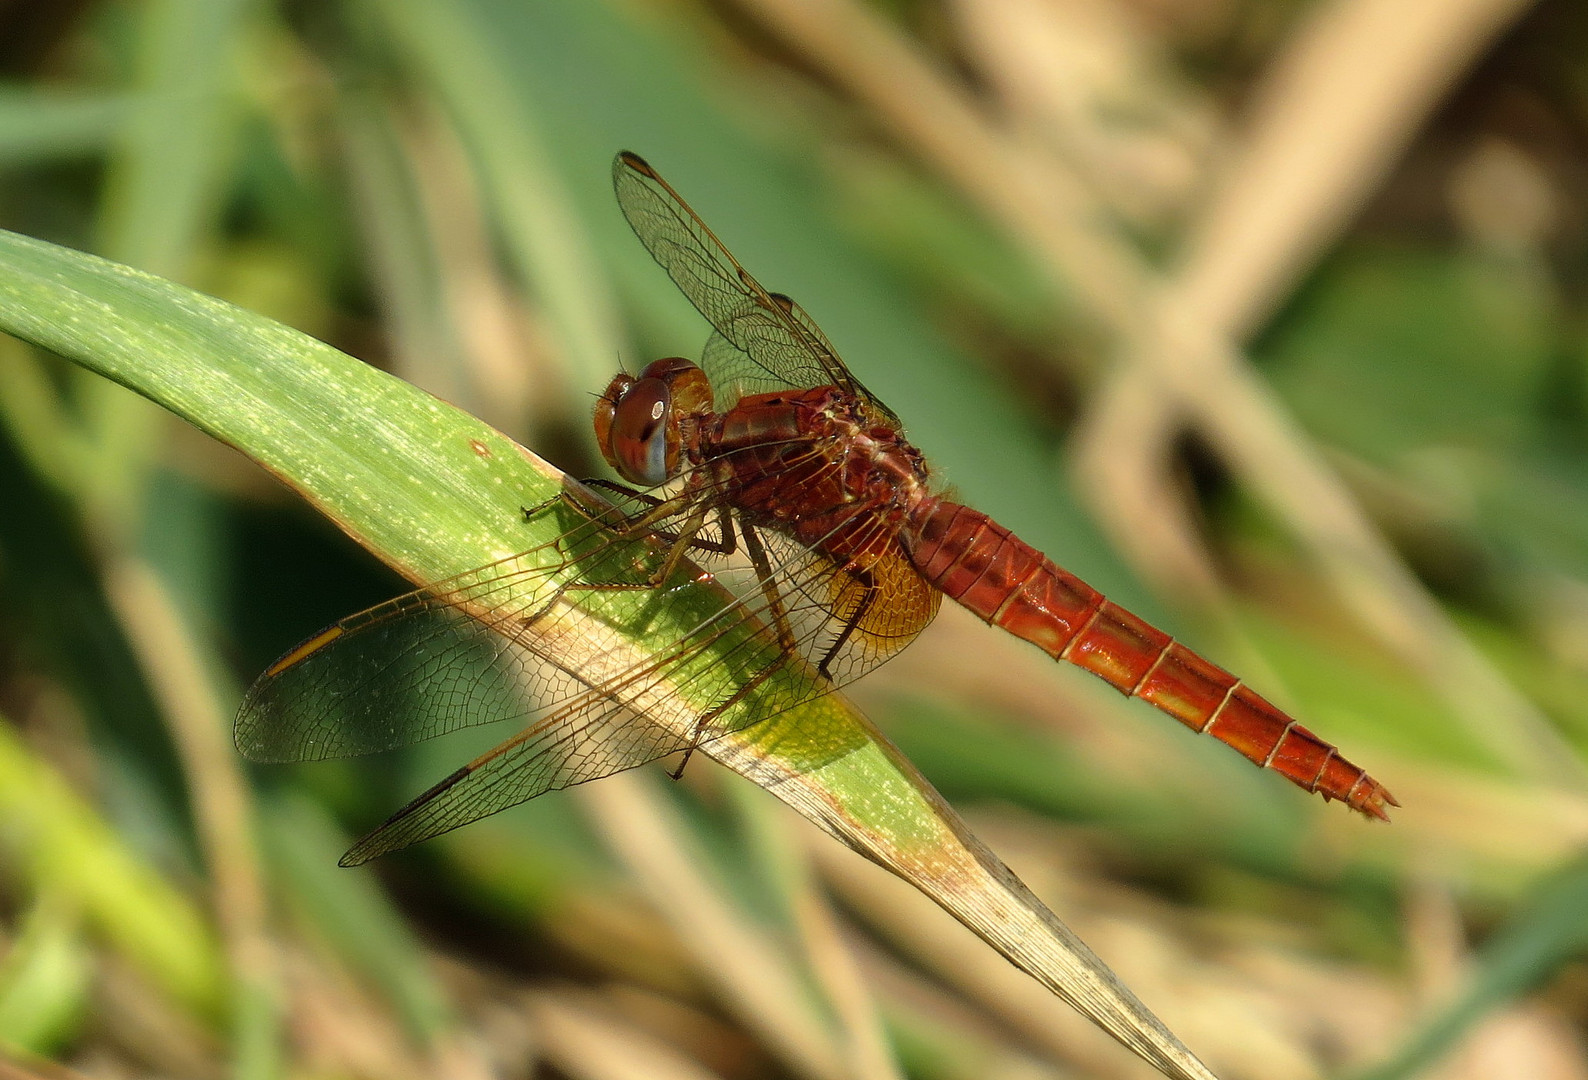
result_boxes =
[578,477,664,507]
[738,521,800,656]
[519,481,661,565]
[638,501,723,588]
[646,504,736,559]
[522,477,658,525]
[668,651,790,780]
[670,519,798,781]
[561,480,686,534]
[526,478,711,596]
[549,479,736,559]
[816,567,877,680]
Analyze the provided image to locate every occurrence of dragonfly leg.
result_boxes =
[643,503,718,587]
[669,650,791,780]
[739,522,801,657]
[579,477,661,502]
[571,478,673,520]
[523,478,654,525]
[519,484,661,561]
[633,504,736,560]
[816,568,877,680]
[520,495,566,519]
[530,479,673,532]
[675,506,737,556]
[550,480,736,558]
[668,518,801,781]
[668,750,693,780]
[553,500,717,600]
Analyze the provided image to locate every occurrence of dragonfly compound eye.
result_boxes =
[602,374,677,486]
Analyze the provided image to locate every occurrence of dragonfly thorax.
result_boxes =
[704,386,931,569]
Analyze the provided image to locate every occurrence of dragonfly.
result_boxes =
[236,151,1395,865]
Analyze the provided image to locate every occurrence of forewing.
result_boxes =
[613,152,897,422]
[697,329,892,424]
[237,591,552,762]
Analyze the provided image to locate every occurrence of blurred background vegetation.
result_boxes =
[1,0,1587,1077]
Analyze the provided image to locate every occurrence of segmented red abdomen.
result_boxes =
[904,498,1396,819]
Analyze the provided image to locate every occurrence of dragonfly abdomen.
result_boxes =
[904,498,1396,819]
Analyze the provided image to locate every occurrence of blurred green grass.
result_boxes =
[2,0,1587,1078]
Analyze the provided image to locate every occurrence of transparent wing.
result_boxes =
[236,495,654,763]
[238,462,938,863]
[337,666,689,866]
[697,329,856,414]
[747,521,940,688]
[613,151,899,423]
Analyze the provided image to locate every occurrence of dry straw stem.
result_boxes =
[575,774,850,1080]
[707,730,1218,1080]
[950,0,1229,619]
[810,833,1193,1080]
[526,987,724,1080]
[337,87,476,413]
[277,945,441,1080]
[741,788,905,1080]
[952,0,1213,231]
[818,820,1430,1080]
[729,0,1577,789]
[338,85,548,435]
[844,927,1082,1080]
[398,98,548,435]
[779,835,903,1080]
[373,0,624,400]
[0,1054,95,1080]
[1074,0,1574,790]
[102,555,276,1009]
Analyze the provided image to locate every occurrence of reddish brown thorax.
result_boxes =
[599,360,934,573]
[701,386,930,573]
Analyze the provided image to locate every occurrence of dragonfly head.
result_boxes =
[594,357,714,487]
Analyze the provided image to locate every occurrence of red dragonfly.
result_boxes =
[237,152,1395,865]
